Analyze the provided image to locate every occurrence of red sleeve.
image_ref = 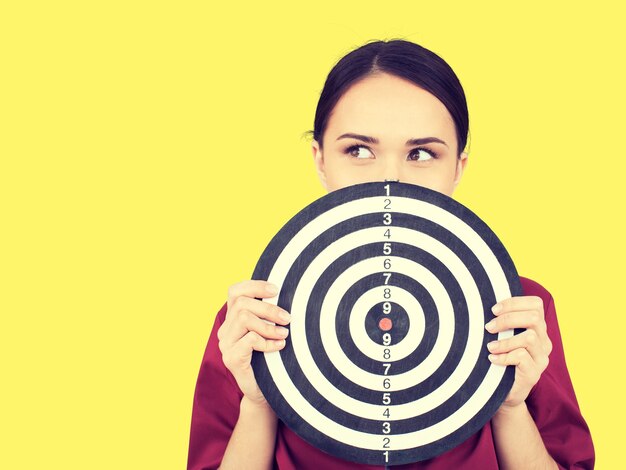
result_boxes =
[520,277,595,469]
[187,303,244,470]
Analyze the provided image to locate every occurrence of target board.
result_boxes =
[250,181,523,466]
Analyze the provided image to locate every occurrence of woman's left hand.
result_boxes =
[485,296,553,409]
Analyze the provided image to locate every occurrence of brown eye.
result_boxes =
[345,145,374,159]
[407,148,437,161]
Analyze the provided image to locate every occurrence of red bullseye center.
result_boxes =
[378,317,393,331]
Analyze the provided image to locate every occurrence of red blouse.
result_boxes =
[187,277,594,469]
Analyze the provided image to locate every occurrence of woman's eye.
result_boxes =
[345,145,374,159]
[408,148,437,161]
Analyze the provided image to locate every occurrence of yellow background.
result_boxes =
[1,1,622,468]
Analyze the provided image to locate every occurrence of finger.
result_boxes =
[222,332,286,372]
[487,330,549,367]
[229,331,286,364]
[485,309,546,334]
[220,309,290,348]
[491,295,543,316]
[227,280,280,309]
[227,296,291,325]
[488,348,540,382]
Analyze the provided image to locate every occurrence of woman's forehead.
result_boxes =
[326,75,456,144]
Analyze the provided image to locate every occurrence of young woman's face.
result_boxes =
[312,73,468,197]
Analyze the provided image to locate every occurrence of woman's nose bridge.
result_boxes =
[382,154,402,181]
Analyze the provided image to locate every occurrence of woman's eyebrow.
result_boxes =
[336,133,448,148]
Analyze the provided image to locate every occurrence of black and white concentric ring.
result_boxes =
[251,182,523,465]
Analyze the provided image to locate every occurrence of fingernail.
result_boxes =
[279,311,291,323]
[277,327,289,338]
[267,284,279,296]
[485,320,496,332]
[488,354,497,362]
[491,304,502,314]
[487,341,498,352]
[275,339,286,347]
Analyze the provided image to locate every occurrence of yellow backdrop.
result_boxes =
[2,1,622,468]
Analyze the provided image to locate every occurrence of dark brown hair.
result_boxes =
[304,39,470,157]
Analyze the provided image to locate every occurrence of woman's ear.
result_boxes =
[453,151,469,189]
[312,140,328,190]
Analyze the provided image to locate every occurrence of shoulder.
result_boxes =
[215,301,228,323]
[519,276,554,307]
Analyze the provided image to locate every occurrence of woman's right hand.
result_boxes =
[217,280,291,406]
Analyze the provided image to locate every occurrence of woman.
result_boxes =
[187,39,594,469]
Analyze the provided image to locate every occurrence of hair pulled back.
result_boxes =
[307,39,469,158]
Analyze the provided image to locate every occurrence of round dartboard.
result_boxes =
[250,181,523,466]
